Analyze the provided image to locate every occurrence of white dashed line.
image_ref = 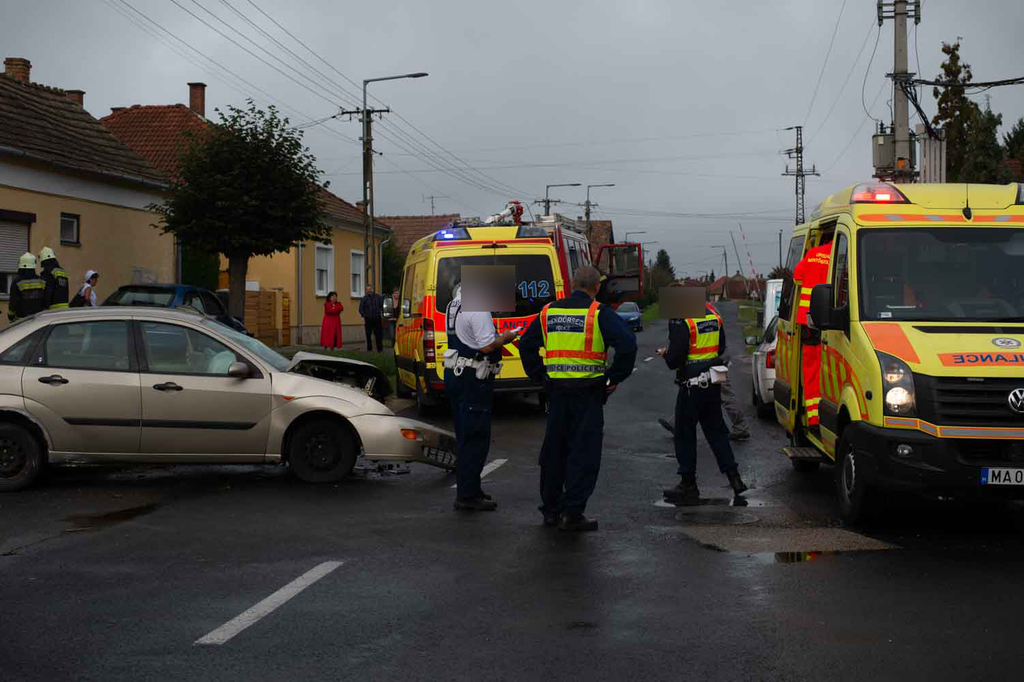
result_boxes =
[450,458,508,488]
[195,561,343,646]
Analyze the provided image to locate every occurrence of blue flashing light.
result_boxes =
[432,225,471,242]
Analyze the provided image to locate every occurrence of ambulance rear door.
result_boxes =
[595,243,644,306]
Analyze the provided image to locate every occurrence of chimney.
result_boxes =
[110,106,125,114]
[3,57,31,83]
[188,82,206,117]
[66,89,85,106]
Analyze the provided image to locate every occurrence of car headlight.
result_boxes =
[877,351,916,417]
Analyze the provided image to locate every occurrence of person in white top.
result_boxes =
[444,281,517,511]
[79,270,99,306]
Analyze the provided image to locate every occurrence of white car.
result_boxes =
[748,315,778,419]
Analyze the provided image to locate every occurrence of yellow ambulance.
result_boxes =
[775,181,1024,522]
[394,223,564,414]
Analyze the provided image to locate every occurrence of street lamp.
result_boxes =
[585,183,615,237]
[543,183,581,215]
[625,230,647,241]
[363,72,428,292]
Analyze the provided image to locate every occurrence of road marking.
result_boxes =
[195,561,343,646]
[450,458,508,488]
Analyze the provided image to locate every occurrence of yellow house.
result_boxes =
[235,190,391,345]
[0,58,174,320]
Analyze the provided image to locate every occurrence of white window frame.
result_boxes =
[60,213,80,245]
[350,249,365,298]
[314,243,334,297]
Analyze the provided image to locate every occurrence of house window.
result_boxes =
[60,213,80,245]
[0,219,30,298]
[315,243,334,296]
[350,250,364,297]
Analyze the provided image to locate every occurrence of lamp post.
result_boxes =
[584,183,614,240]
[362,72,428,292]
[543,183,581,215]
[625,230,647,241]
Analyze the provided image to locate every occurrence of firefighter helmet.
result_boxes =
[39,246,56,262]
[18,252,37,270]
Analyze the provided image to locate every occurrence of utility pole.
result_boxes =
[778,230,783,271]
[422,195,448,215]
[782,125,819,225]
[584,183,614,241]
[878,0,921,181]
[711,244,729,296]
[729,232,750,297]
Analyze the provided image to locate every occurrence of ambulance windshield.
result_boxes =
[859,228,1024,322]
[436,255,556,318]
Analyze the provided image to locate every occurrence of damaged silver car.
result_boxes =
[0,307,456,492]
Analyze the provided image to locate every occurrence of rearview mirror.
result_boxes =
[227,361,251,379]
[745,335,759,346]
[809,284,834,331]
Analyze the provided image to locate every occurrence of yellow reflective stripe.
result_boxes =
[543,303,607,379]
[18,282,44,290]
[47,303,69,310]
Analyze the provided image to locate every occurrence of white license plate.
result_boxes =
[981,468,1024,486]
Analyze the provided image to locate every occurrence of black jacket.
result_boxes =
[664,305,728,381]
[40,259,70,309]
[9,270,46,320]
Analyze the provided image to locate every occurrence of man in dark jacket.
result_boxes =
[359,285,384,352]
[39,247,70,310]
[520,265,637,531]
[8,252,46,322]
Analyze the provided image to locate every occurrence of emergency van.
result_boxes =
[775,182,1024,523]
[394,223,565,414]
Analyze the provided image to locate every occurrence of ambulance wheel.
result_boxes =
[394,356,413,399]
[835,428,875,525]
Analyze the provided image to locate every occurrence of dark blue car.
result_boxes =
[103,284,248,334]
[616,301,643,332]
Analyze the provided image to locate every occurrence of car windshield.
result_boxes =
[203,320,291,371]
[105,287,175,307]
[618,302,639,313]
[859,228,1024,322]
[436,254,556,317]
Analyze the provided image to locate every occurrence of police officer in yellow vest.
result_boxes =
[658,301,748,505]
[39,247,70,310]
[8,252,46,322]
[520,265,637,531]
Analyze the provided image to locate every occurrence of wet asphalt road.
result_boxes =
[4,301,1024,681]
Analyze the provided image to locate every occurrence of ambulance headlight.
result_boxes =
[877,351,916,417]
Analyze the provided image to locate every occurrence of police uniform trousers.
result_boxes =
[445,366,493,500]
[539,386,604,515]
[673,382,737,477]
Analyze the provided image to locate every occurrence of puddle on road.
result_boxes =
[755,550,842,564]
[63,503,161,533]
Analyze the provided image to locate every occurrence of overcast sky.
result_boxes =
[4,0,1023,276]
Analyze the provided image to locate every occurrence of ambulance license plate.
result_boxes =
[981,468,1024,486]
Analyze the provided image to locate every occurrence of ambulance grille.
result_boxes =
[916,376,1024,426]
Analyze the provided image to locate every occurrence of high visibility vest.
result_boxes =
[685,308,722,362]
[540,300,607,380]
[793,244,831,325]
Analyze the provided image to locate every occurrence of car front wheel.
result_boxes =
[288,418,357,483]
[0,423,44,492]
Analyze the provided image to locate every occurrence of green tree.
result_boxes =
[768,265,790,281]
[960,103,1011,183]
[181,246,220,292]
[932,41,981,182]
[151,101,330,317]
[654,249,676,280]
[380,240,404,295]
[1004,117,1024,162]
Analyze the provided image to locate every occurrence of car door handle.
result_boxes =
[153,382,184,392]
[38,374,69,386]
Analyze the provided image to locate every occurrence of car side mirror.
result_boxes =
[809,284,834,331]
[744,335,759,346]
[227,361,251,379]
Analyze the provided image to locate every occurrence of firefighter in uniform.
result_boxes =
[520,265,637,532]
[659,300,748,505]
[444,281,518,512]
[39,247,70,310]
[8,252,46,322]
[792,240,832,431]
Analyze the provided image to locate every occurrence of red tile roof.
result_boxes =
[100,104,207,178]
[378,214,461,254]
[0,74,165,186]
[101,103,371,226]
[587,220,615,250]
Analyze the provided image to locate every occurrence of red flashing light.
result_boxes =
[766,349,775,369]
[851,182,909,204]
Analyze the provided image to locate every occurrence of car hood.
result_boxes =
[286,352,392,404]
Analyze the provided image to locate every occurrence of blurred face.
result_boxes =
[328,293,336,303]
[461,265,516,313]
[89,274,99,286]
[365,286,372,295]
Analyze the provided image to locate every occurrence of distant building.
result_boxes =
[0,56,172,321]
[377,214,460,257]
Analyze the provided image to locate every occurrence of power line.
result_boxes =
[809,18,877,143]
[804,0,849,125]
[823,78,888,174]
[861,24,884,123]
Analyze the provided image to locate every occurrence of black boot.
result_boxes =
[664,475,700,506]
[727,469,748,496]
[557,513,598,532]
[454,496,498,511]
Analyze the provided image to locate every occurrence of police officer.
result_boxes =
[520,265,637,532]
[658,299,748,505]
[8,252,46,322]
[444,280,518,511]
[39,246,70,310]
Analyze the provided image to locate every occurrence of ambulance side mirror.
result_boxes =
[809,284,836,331]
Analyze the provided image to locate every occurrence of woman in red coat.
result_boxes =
[320,292,343,349]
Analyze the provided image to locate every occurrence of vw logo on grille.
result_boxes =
[993,337,1022,349]
[1010,389,1024,414]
